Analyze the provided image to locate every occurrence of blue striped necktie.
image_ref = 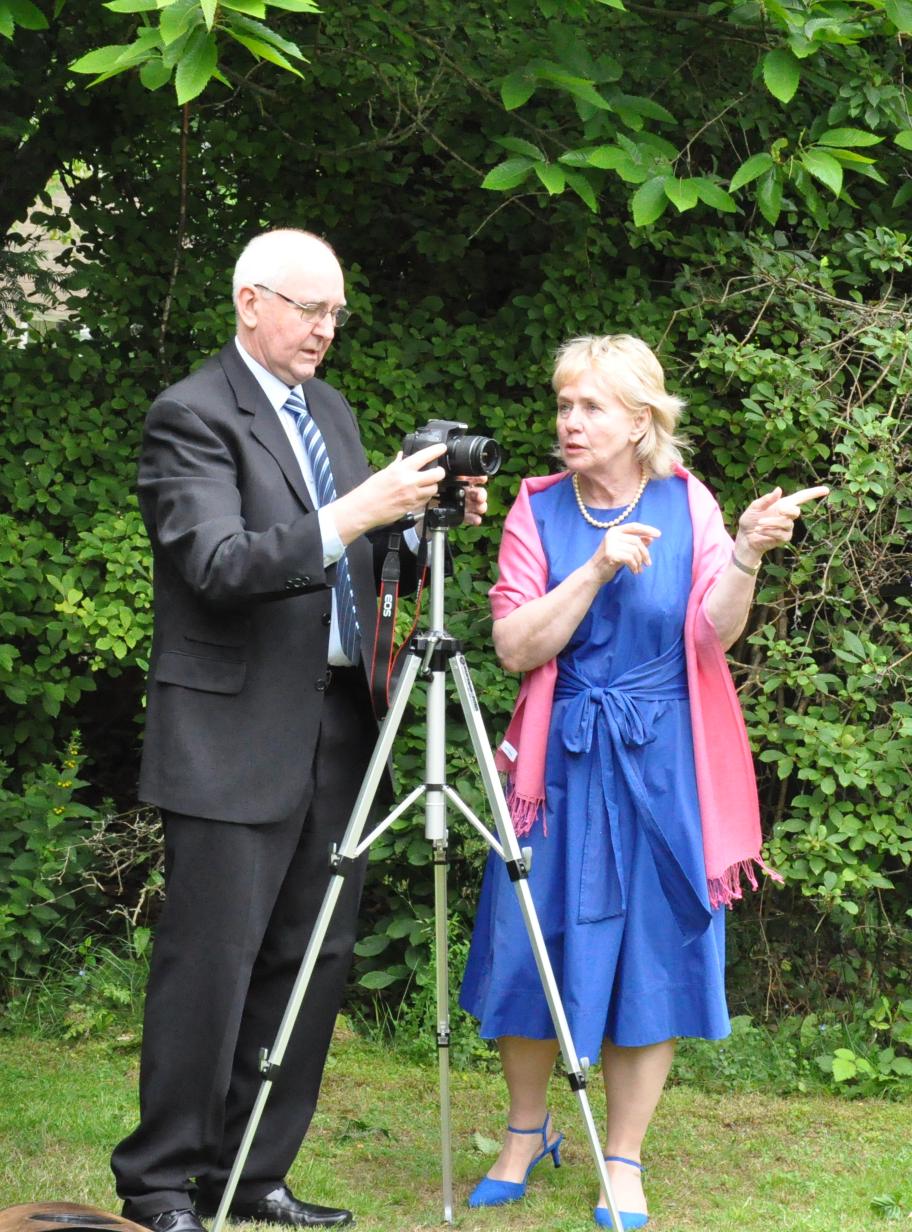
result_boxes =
[282,389,361,664]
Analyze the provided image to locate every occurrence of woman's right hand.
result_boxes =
[591,522,662,582]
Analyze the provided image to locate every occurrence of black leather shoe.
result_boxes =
[207,1185,352,1228]
[123,1208,207,1232]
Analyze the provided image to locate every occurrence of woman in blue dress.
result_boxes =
[460,334,828,1227]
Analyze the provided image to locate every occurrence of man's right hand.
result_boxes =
[331,443,447,544]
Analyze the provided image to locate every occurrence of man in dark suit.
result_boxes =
[111,229,485,1232]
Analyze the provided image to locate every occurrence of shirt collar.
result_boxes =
[234,336,306,412]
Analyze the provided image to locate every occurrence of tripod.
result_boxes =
[212,516,627,1232]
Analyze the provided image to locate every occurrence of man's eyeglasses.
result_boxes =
[254,284,351,327]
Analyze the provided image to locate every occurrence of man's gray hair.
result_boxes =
[232,229,337,303]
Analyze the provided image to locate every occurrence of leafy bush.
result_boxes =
[0,738,100,982]
[0,0,910,1044]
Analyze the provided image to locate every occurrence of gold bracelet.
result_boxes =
[731,550,760,577]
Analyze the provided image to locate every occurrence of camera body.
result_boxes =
[401,419,501,479]
[402,419,502,526]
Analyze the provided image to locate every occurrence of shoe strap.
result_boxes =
[604,1154,644,1172]
[506,1111,551,1148]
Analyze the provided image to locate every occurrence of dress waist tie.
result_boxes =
[555,638,713,944]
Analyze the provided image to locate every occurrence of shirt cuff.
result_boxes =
[319,506,344,567]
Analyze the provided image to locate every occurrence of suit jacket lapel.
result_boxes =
[218,342,314,512]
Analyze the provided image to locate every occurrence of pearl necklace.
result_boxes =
[571,470,649,530]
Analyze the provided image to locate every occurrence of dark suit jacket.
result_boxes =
[137,341,402,823]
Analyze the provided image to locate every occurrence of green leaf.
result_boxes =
[662,176,699,212]
[226,12,305,59]
[501,71,536,110]
[139,57,172,89]
[559,144,625,170]
[817,127,883,148]
[103,0,161,9]
[763,49,801,104]
[892,181,912,208]
[756,169,783,224]
[358,969,397,989]
[610,92,675,124]
[220,0,267,14]
[825,148,876,165]
[70,43,141,74]
[631,176,669,227]
[831,1054,857,1082]
[564,170,598,212]
[493,136,545,160]
[264,0,320,9]
[174,26,218,104]
[895,130,912,150]
[224,28,304,75]
[353,934,391,957]
[472,1131,503,1155]
[0,8,14,37]
[481,157,533,191]
[534,162,566,194]
[885,0,912,33]
[160,0,198,45]
[592,0,626,8]
[801,148,843,196]
[5,0,47,28]
[693,177,737,212]
[730,151,775,192]
[200,0,217,28]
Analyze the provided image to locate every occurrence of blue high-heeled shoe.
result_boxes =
[467,1112,564,1207]
[594,1154,648,1229]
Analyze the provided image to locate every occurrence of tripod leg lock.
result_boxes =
[505,856,530,882]
[437,1025,451,1049]
[566,1070,588,1092]
[258,1048,281,1081]
[328,843,357,875]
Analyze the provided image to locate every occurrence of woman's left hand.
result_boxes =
[735,484,830,567]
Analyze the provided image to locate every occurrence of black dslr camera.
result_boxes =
[402,419,502,525]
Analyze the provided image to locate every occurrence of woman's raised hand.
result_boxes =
[735,485,830,565]
[592,522,662,582]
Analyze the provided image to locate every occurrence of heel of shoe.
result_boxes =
[549,1133,564,1169]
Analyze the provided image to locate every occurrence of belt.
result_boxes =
[555,638,712,943]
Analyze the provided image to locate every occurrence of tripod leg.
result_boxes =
[449,653,627,1232]
[210,652,425,1232]
[433,840,454,1224]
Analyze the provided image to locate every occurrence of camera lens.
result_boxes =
[448,434,501,477]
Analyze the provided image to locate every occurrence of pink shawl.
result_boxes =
[491,467,777,910]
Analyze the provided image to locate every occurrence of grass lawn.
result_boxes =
[1,1025,910,1231]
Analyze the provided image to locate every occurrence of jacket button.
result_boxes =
[315,676,327,692]
[321,612,331,626]
[284,580,295,590]
[301,575,311,585]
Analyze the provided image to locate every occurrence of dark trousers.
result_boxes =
[112,670,375,1215]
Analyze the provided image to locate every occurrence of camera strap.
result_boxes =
[369,528,429,718]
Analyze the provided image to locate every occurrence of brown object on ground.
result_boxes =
[0,1204,147,1232]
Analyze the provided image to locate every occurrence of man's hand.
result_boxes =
[331,443,447,545]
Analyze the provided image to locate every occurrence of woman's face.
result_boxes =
[555,369,647,479]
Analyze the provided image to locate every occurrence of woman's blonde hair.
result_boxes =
[552,334,688,478]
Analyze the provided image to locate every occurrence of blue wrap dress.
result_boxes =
[460,473,731,1062]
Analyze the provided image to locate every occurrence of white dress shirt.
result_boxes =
[234,338,354,665]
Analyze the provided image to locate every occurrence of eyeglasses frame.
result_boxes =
[253,283,351,327]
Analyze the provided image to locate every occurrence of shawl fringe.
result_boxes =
[504,778,547,838]
[708,857,783,910]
